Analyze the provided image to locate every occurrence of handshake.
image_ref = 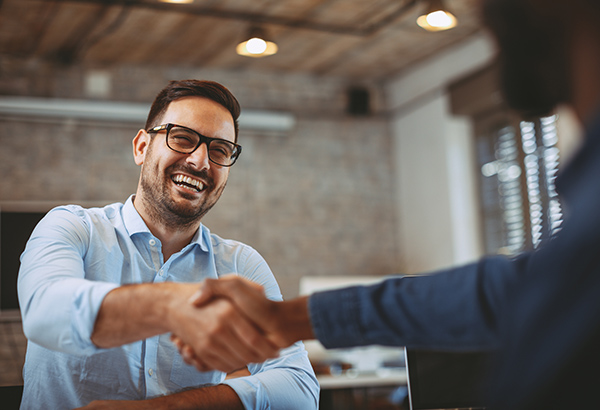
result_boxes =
[169,276,315,373]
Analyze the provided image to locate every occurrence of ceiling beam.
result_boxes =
[44,0,419,36]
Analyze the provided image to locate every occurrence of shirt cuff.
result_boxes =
[221,376,266,409]
[70,281,121,353]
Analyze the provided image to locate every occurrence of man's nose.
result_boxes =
[185,142,211,170]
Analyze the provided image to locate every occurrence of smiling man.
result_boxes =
[17,80,319,410]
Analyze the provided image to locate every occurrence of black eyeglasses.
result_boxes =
[146,123,242,167]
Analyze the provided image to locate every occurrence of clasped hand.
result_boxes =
[170,276,294,373]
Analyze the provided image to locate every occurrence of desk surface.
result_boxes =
[317,368,407,390]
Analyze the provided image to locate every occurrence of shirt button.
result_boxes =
[158,269,164,276]
[149,239,156,246]
[148,368,153,376]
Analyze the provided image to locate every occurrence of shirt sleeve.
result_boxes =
[220,245,320,409]
[309,254,528,351]
[222,343,319,410]
[17,207,119,355]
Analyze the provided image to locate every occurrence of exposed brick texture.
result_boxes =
[0,57,399,300]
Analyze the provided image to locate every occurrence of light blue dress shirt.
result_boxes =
[17,196,319,409]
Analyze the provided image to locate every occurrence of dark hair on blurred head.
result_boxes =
[145,80,240,141]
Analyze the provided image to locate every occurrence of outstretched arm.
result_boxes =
[177,255,517,369]
[91,281,279,372]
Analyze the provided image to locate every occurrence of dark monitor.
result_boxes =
[404,348,494,410]
[0,211,47,312]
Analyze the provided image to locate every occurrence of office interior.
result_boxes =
[0,0,585,408]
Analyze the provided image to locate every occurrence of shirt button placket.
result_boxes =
[144,336,160,397]
[148,238,162,272]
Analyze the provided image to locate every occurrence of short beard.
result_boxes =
[482,0,572,118]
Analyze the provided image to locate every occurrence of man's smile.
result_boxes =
[172,173,206,193]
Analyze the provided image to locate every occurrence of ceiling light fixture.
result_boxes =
[236,27,278,58]
[416,0,457,32]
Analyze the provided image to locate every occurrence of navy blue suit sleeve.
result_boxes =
[309,254,528,350]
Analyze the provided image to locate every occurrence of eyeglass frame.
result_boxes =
[146,123,242,167]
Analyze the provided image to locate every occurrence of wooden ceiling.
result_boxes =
[0,0,483,80]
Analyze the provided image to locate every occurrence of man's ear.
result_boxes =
[133,129,149,166]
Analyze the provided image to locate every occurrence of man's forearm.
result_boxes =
[91,282,194,348]
[78,384,244,410]
[148,384,244,410]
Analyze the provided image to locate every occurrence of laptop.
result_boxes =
[404,348,494,410]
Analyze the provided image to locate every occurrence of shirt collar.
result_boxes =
[122,195,150,236]
[122,195,210,252]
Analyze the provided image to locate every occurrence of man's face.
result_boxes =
[135,96,235,228]
[482,0,571,118]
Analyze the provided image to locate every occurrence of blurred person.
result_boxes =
[175,0,600,408]
[17,79,319,410]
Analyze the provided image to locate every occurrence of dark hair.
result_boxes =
[145,80,241,141]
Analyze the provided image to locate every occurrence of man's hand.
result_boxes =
[167,287,280,373]
[172,276,314,371]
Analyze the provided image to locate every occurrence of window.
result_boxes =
[476,115,562,255]
[449,64,565,256]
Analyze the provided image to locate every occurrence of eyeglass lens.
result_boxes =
[167,125,238,166]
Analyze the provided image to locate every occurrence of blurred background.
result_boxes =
[0,0,584,408]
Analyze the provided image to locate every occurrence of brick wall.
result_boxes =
[0,57,399,298]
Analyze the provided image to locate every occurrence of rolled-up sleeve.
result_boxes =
[223,342,319,409]
[17,208,118,355]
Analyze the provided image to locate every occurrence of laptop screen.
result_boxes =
[404,348,494,410]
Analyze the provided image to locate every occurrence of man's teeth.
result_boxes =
[173,175,204,192]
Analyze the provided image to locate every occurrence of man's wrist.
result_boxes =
[275,296,314,345]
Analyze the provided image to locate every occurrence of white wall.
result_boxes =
[387,34,495,274]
